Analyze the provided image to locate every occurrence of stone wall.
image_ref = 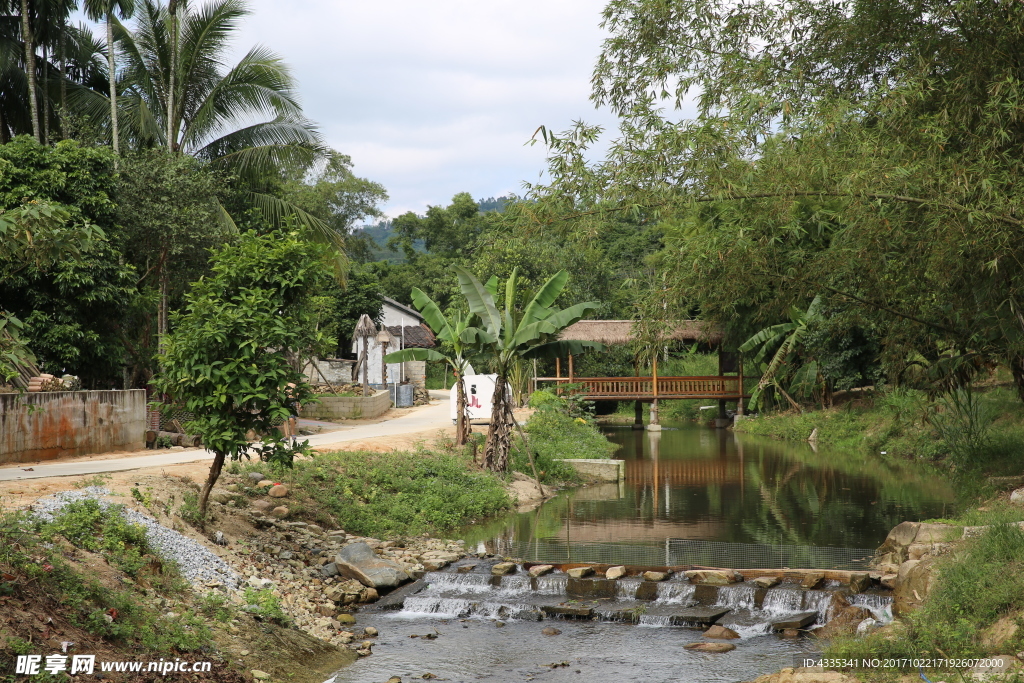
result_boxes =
[300,390,391,420]
[302,358,355,385]
[0,390,146,464]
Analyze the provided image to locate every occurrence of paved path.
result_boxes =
[0,391,452,482]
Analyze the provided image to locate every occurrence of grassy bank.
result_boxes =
[232,399,618,539]
[234,446,513,539]
[734,385,1024,484]
[0,501,250,683]
[828,507,1024,677]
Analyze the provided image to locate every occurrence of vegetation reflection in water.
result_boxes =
[462,423,956,564]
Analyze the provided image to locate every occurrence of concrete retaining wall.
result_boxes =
[0,390,146,464]
[553,458,625,482]
[301,390,391,420]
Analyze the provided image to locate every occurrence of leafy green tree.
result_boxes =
[454,266,600,472]
[384,287,477,445]
[323,266,383,355]
[520,0,1024,403]
[153,230,330,516]
[113,149,230,367]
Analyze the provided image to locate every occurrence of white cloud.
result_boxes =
[231,0,621,216]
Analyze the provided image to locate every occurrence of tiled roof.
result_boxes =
[386,323,437,348]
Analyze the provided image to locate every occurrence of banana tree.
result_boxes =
[454,266,601,472]
[383,286,476,445]
[740,295,824,411]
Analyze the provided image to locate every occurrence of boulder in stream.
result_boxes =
[528,564,554,577]
[704,625,740,639]
[566,566,593,579]
[606,565,627,580]
[491,562,517,576]
[684,569,742,585]
[335,542,411,588]
[685,641,736,653]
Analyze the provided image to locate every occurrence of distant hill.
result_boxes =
[355,195,511,262]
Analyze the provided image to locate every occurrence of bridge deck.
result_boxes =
[537,376,748,401]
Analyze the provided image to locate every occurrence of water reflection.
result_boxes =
[463,424,956,563]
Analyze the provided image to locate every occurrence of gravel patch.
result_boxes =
[29,487,238,589]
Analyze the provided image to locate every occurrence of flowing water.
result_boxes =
[328,423,953,683]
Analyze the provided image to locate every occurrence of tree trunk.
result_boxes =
[59,22,66,119]
[42,43,49,144]
[157,247,169,355]
[455,371,468,446]
[20,0,39,143]
[106,12,119,156]
[483,375,513,472]
[198,451,225,517]
[167,0,178,151]
[1010,354,1024,403]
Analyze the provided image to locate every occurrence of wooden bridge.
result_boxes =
[537,376,746,401]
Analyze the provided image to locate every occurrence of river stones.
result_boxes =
[251,670,271,680]
[541,627,562,636]
[528,564,554,577]
[270,505,289,518]
[422,559,449,572]
[457,563,477,573]
[335,542,411,588]
[685,642,736,653]
[566,566,593,579]
[605,565,627,580]
[800,571,825,589]
[684,569,742,585]
[704,625,740,639]
[269,484,289,498]
[643,571,671,582]
[252,500,272,512]
[752,576,780,589]
[491,562,517,576]
[257,480,274,488]
[210,488,232,504]
[247,472,266,484]
[363,627,378,637]
[847,571,871,592]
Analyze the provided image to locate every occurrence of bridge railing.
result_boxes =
[536,376,743,398]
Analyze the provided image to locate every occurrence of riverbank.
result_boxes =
[727,384,1024,681]
[0,403,618,682]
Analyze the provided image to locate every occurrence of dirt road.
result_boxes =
[0,390,455,483]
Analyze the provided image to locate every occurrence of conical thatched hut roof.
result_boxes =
[352,314,378,341]
[558,320,723,346]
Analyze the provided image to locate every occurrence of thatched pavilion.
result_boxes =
[546,319,744,428]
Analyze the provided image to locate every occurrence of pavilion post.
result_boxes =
[568,354,574,382]
[649,353,661,430]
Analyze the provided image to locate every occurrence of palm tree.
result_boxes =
[454,266,600,472]
[83,0,134,155]
[115,0,331,236]
[384,287,476,446]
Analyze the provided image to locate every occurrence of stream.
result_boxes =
[328,423,957,683]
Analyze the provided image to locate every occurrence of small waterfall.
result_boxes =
[617,578,643,599]
[424,572,494,593]
[655,582,696,606]
[401,596,475,618]
[496,575,532,594]
[534,575,568,595]
[761,588,805,615]
[637,613,673,627]
[849,593,893,623]
[804,589,834,621]
[715,584,756,610]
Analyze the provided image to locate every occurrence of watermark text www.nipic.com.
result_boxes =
[15,654,213,676]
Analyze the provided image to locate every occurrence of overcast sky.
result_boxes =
[229,0,620,218]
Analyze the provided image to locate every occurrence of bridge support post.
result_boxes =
[715,398,731,429]
[632,400,644,430]
[647,399,661,431]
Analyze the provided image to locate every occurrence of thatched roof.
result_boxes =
[558,320,723,346]
[352,314,378,341]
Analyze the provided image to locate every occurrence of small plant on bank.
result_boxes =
[242,587,289,625]
[39,500,151,577]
